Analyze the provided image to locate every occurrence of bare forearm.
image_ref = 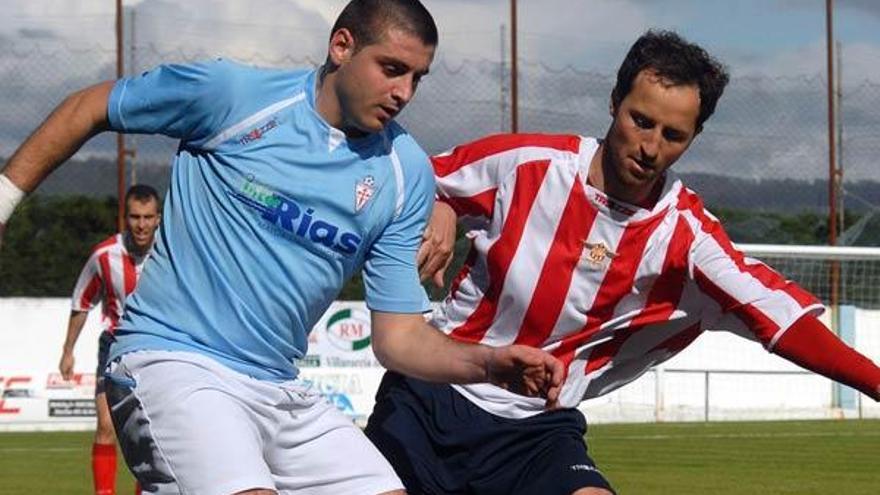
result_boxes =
[62,311,90,353]
[371,311,563,402]
[2,81,113,191]
[372,315,492,383]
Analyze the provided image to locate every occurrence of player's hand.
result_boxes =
[486,345,564,408]
[59,350,75,381]
[417,201,457,288]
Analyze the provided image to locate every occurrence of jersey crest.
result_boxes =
[355,175,375,212]
[582,241,616,268]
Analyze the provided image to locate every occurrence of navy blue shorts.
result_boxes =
[364,372,614,495]
[95,330,113,395]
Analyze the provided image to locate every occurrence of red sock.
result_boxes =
[92,443,117,495]
[134,482,142,495]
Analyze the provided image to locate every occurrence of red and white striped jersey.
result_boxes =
[431,134,823,419]
[71,233,151,333]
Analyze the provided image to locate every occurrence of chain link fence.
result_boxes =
[1,6,879,249]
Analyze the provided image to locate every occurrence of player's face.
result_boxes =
[125,198,160,250]
[331,27,434,135]
[604,69,700,200]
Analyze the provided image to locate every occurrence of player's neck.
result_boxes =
[588,143,662,209]
[315,67,342,129]
[315,66,368,139]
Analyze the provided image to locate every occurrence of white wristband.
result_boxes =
[0,174,26,224]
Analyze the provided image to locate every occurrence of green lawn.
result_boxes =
[0,420,877,494]
[588,420,880,494]
[0,431,137,494]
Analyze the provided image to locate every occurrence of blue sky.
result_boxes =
[512,0,879,84]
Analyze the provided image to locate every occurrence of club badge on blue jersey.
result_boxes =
[355,175,375,212]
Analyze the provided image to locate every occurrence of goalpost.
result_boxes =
[740,243,880,311]
[580,244,880,423]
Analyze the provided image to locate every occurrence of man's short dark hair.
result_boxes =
[331,0,438,50]
[125,184,160,207]
[612,30,730,132]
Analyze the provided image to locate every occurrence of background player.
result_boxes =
[0,1,563,493]
[367,30,880,495]
[59,184,159,495]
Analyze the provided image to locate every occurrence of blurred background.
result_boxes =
[1,6,879,483]
[1,0,879,297]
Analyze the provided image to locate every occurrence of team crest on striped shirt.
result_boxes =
[582,241,616,268]
[355,175,375,212]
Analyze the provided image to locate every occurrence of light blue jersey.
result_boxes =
[107,59,434,381]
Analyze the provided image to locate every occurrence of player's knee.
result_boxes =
[232,490,276,495]
[571,488,614,495]
[377,490,405,495]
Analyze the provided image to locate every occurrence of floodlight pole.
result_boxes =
[510,0,518,133]
[826,0,837,248]
[115,0,126,231]
[826,0,841,327]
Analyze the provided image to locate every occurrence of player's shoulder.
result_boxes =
[382,123,434,203]
[385,123,430,174]
[666,175,727,234]
[669,173,707,213]
[464,132,584,154]
[194,58,311,96]
[213,59,310,82]
[88,233,124,257]
[386,122,426,158]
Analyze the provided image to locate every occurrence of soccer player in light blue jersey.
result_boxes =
[0,1,564,494]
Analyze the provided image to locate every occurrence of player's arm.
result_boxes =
[2,81,112,191]
[687,199,880,401]
[417,200,457,287]
[772,314,880,401]
[419,134,543,287]
[371,310,563,406]
[0,81,114,246]
[59,311,91,381]
[63,254,102,381]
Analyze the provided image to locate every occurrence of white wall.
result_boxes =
[1,299,878,431]
[0,298,103,430]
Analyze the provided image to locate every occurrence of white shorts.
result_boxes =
[105,350,403,495]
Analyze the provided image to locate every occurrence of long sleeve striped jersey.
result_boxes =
[430,133,823,419]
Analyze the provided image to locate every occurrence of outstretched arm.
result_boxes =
[371,311,563,407]
[773,314,880,401]
[0,81,114,246]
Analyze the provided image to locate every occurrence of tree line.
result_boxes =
[0,195,872,298]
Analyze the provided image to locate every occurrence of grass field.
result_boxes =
[1,419,878,494]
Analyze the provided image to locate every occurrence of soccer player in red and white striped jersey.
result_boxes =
[59,184,160,495]
[366,31,880,495]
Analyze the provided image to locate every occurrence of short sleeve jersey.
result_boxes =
[70,233,150,333]
[106,60,434,381]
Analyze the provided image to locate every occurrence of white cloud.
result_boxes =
[517,0,652,69]
[1,0,878,185]
[128,0,332,67]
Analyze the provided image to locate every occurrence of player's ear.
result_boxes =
[327,28,356,67]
